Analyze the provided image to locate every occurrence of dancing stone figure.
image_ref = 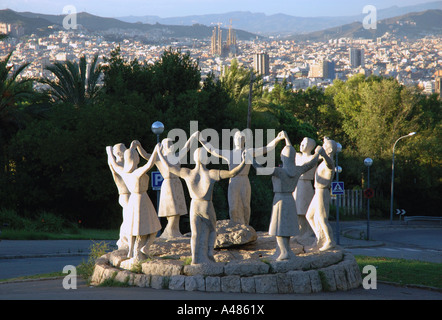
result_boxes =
[293,137,318,241]
[106,142,161,261]
[252,132,321,260]
[107,143,131,250]
[306,137,337,252]
[137,133,198,239]
[157,146,246,265]
[199,130,284,225]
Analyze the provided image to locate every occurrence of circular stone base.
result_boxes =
[91,232,362,294]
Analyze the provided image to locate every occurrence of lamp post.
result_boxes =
[364,158,373,240]
[389,132,416,225]
[151,121,165,144]
[335,142,342,245]
[151,121,164,213]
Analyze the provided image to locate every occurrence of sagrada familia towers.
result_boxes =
[211,21,237,57]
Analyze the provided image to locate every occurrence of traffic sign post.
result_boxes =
[364,188,374,199]
[331,182,345,195]
[151,171,164,212]
[334,142,343,246]
[151,171,164,191]
[396,209,406,222]
[331,179,344,245]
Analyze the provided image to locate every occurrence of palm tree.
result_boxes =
[0,51,34,142]
[42,54,102,107]
[220,59,253,102]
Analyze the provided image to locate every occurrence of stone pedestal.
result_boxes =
[91,232,362,294]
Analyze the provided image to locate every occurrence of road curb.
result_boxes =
[0,276,65,285]
[378,280,442,293]
[0,253,89,260]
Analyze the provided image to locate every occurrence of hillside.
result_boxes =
[117,1,442,36]
[0,9,61,36]
[0,9,259,40]
[289,9,442,41]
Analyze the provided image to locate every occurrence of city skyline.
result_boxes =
[1,0,438,18]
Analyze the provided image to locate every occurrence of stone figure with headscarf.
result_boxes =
[293,137,318,241]
[306,137,337,252]
[136,132,199,239]
[106,141,161,261]
[157,145,247,265]
[252,131,322,260]
[199,130,285,225]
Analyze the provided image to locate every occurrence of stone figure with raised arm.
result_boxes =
[157,144,247,265]
[293,137,317,241]
[136,132,198,239]
[252,131,321,260]
[107,143,131,250]
[305,137,337,252]
[106,142,161,261]
[199,130,285,225]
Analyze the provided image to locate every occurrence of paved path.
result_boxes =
[0,278,440,300]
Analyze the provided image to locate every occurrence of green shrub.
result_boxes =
[35,211,65,233]
[77,240,111,283]
[0,208,33,230]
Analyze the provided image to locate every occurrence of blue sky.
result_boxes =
[1,0,437,17]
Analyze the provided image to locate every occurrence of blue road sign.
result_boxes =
[151,171,164,190]
[331,181,345,195]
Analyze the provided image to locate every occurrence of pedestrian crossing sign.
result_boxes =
[331,181,344,195]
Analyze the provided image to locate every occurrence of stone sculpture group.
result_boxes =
[106,129,339,265]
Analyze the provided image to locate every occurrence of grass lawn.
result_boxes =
[355,255,442,289]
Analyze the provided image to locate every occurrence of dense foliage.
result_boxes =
[0,47,440,231]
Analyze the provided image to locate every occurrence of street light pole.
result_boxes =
[364,158,373,240]
[151,121,164,213]
[335,143,342,245]
[389,132,416,225]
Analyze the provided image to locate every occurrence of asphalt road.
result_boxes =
[0,277,440,301]
[337,222,442,263]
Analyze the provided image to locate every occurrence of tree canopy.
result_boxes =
[0,48,440,230]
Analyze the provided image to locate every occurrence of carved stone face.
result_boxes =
[300,137,316,154]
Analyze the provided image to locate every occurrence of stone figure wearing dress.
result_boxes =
[199,130,285,225]
[157,146,247,265]
[106,142,161,261]
[306,137,337,252]
[137,133,198,239]
[252,132,321,261]
[293,137,317,240]
[107,143,131,250]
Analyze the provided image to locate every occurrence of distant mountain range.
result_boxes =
[289,9,442,41]
[116,1,442,36]
[0,9,260,41]
[0,3,441,42]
